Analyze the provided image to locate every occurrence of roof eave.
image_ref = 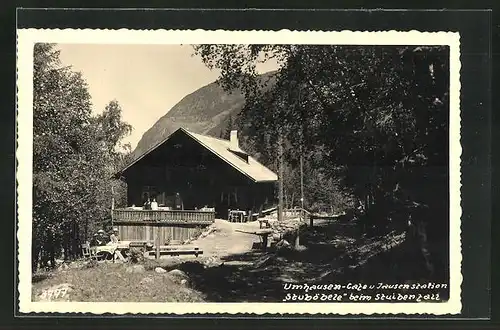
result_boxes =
[255,179,278,183]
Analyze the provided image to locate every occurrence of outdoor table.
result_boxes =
[229,210,247,223]
[258,218,273,229]
[235,228,273,250]
[94,241,132,262]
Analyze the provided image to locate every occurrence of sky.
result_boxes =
[56,44,278,149]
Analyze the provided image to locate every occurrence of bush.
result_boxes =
[129,247,145,264]
[84,259,98,269]
[191,226,204,240]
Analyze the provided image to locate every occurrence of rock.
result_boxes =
[139,277,154,286]
[204,256,222,268]
[180,279,188,285]
[168,269,188,279]
[200,227,215,238]
[276,239,291,248]
[294,244,307,252]
[254,256,273,268]
[58,263,69,271]
[69,261,83,269]
[155,267,167,273]
[126,264,145,274]
[38,283,74,302]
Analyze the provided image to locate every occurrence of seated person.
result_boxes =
[90,233,99,247]
[96,229,109,246]
[109,228,120,244]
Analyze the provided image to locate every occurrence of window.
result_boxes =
[228,149,249,163]
[142,186,157,200]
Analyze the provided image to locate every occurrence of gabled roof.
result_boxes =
[117,128,278,183]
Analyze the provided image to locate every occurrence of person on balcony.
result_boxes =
[174,192,184,210]
[150,198,158,210]
[143,198,151,210]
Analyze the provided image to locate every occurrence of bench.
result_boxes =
[144,245,203,258]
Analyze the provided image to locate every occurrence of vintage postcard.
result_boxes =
[17,29,461,315]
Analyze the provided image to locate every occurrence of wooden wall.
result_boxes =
[116,223,209,244]
[121,131,277,218]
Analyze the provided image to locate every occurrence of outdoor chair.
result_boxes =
[81,242,98,260]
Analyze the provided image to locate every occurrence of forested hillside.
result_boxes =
[131,72,275,160]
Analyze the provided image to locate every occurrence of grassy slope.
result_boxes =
[32,262,205,302]
[32,221,445,303]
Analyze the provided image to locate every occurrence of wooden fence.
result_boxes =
[113,209,215,243]
[113,209,215,224]
[115,223,206,244]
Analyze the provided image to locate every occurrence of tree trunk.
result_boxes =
[62,233,70,261]
[32,242,40,272]
[84,218,89,245]
[294,228,300,250]
[295,152,304,249]
[48,238,56,268]
[278,134,284,222]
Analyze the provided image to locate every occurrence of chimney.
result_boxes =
[230,130,239,150]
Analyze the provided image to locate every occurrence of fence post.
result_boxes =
[155,224,160,260]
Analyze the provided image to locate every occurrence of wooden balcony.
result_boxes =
[112,208,215,225]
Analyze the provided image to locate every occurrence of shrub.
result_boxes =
[129,247,145,264]
[191,226,204,240]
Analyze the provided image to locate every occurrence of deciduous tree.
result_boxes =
[193,44,449,278]
[32,43,132,270]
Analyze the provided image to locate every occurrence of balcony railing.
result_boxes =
[113,208,215,225]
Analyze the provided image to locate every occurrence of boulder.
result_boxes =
[68,260,85,269]
[200,226,216,238]
[154,267,167,274]
[203,256,222,268]
[180,279,188,286]
[126,264,145,274]
[139,277,154,286]
[168,269,188,279]
[57,263,69,271]
[254,255,273,268]
[276,239,291,248]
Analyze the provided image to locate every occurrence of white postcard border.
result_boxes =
[16,28,462,315]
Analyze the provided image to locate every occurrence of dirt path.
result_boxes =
[194,219,262,259]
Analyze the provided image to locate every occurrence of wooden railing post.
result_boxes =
[113,209,215,225]
[155,224,160,260]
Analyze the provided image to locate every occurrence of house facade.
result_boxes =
[115,128,278,219]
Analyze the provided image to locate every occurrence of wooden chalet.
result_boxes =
[112,128,278,243]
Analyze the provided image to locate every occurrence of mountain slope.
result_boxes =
[132,72,275,160]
